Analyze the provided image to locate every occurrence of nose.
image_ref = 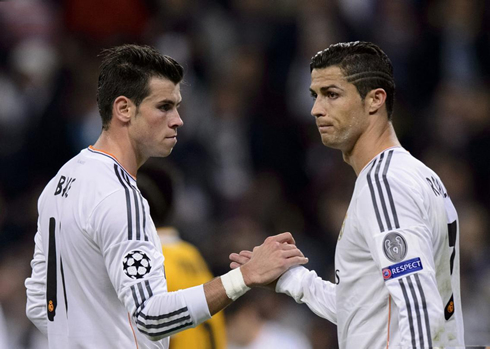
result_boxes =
[170,110,184,129]
[311,98,326,118]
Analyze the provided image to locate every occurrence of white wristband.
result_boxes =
[220,268,251,301]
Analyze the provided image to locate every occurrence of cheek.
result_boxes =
[145,113,168,133]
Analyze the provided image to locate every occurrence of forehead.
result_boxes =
[310,66,351,90]
[145,77,181,102]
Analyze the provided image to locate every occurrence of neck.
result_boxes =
[343,120,400,176]
[93,129,143,177]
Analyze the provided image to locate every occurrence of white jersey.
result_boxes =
[25,147,211,348]
[277,147,464,349]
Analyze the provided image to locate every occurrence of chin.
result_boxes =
[163,147,174,157]
[322,139,344,150]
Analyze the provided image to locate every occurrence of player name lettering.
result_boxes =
[54,175,76,198]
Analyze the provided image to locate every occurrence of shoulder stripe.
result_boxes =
[414,274,432,347]
[131,281,154,319]
[375,152,393,231]
[124,171,149,241]
[139,191,147,238]
[367,150,401,233]
[367,159,385,232]
[114,165,133,240]
[114,165,149,241]
[126,172,141,241]
[145,280,153,297]
[131,285,139,308]
[407,275,425,348]
[383,150,400,229]
[399,278,416,347]
[129,179,150,241]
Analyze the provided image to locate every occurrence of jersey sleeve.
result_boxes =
[89,190,211,341]
[275,266,337,324]
[25,229,48,336]
[356,172,445,347]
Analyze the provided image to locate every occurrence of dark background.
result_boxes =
[0,0,489,347]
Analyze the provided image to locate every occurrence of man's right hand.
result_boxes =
[232,232,308,288]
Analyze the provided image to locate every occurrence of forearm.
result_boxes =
[130,269,249,340]
[276,266,337,324]
[203,276,235,316]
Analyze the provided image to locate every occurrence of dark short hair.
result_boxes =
[97,44,184,130]
[310,41,395,119]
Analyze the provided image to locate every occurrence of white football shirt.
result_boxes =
[276,147,464,348]
[25,147,211,348]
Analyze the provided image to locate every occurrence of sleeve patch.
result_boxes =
[382,257,423,281]
[383,232,408,262]
[123,250,152,279]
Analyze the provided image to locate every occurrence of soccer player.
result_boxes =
[137,160,227,349]
[230,41,465,348]
[24,44,308,348]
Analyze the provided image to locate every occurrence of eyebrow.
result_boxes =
[158,99,182,106]
[309,85,344,94]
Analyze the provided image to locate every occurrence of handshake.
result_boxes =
[227,232,308,290]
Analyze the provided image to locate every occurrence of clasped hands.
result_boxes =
[229,232,308,289]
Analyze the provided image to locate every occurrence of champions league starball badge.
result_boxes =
[382,232,407,262]
[123,250,152,279]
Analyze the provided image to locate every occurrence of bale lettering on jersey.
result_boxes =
[54,175,76,198]
[123,250,152,279]
[382,257,423,281]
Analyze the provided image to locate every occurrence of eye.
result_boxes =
[310,93,317,100]
[327,91,339,99]
[159,104,172,112]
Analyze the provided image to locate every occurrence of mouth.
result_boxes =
[317,124,333,133]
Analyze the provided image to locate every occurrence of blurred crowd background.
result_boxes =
[1,0,490,348]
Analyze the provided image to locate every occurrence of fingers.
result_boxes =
[281,246,306,259]
[284,255,309,268]
[230,262,241,269]
[229,251,252,267]
[267,232,295,245]
[239,250,253,259]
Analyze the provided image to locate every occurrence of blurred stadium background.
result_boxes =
[0,0,489,348]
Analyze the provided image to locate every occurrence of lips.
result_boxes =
[317,124,333,133]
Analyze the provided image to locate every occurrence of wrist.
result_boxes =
[221,267,251,301]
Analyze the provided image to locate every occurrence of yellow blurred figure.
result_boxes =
[159,227,226,349]
[138,160,227,349]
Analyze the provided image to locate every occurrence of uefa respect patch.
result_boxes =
[382,257,423,281]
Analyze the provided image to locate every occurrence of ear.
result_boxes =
[367,88,387,115]
[112,96,134,124]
